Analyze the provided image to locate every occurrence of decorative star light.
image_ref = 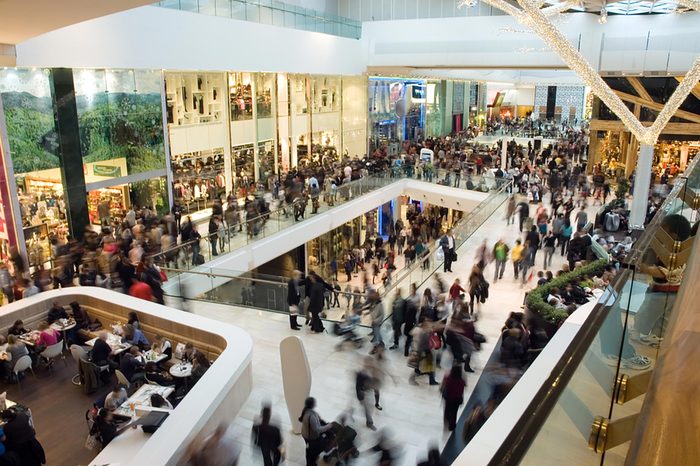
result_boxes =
[472,0,700,145]
[676,0,700,10]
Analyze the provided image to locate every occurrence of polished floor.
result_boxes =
[177,193,596,465]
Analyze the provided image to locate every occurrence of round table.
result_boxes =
[169,362,192,378]
[51,320,77,350]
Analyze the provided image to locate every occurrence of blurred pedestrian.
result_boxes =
[252,405,283,466]
[441,365,466,431]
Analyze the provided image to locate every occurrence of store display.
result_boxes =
[87,187,128,225]
[229,72,254,121]
[171,148,226,214]
[165,73,224,126]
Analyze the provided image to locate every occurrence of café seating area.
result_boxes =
[0,288,253,466]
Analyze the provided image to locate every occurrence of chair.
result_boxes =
[40,341,66,373]
[71,345,109,386]
[13,355,34,384]
[115,370,131,391]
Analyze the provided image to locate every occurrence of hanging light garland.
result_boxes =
[474,0,700,145]
[676,0,700,10]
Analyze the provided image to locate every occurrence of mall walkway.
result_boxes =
[171,192,603,466]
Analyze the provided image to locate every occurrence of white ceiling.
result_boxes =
[0,0,154,44]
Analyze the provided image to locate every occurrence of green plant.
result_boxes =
[615,179,629,201]
[526,258,609,324]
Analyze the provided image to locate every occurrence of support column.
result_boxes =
[629,144,654,230]
[50,68,88,240]
[501,138,508,170]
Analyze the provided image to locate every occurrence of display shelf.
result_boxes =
[165,72,225,127]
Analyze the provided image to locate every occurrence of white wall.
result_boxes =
[15,6,367,75]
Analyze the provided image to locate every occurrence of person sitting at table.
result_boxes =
[6,335,29,379]
[190,351,210,385]
[144,362,176,387]
[127,312,141,330]
[104,385,128,411]
[47,302,68,324]
[120,346,146,383]
[35,321,59,351]
[150,393,174,410]
[153,334,172,362]
[7,320,28,336]
[1,408,45,465]
[91,408,118,447]
[69,301,90,330]
[182,342,196,363]
[122,324,149,350]
[91,331,118,371]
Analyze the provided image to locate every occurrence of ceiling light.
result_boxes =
[598,1,608,23]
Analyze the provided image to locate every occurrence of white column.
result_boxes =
[629,143,654,229]
[501,138,508,170]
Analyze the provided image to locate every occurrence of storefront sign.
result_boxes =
[93,164,122,177]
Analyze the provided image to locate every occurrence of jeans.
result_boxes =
[260,446,281,466]
[560,237,570,256]
[210,237,218,256]
[543,246,555,269]
[494,260,506,281]
[371,322,383,346]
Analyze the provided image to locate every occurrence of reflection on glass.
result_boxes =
[131,176,169,216]
[255,72,274,119]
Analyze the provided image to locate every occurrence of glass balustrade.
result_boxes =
[154,0,362,39]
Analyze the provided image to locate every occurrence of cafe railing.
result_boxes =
[458,154,700,466]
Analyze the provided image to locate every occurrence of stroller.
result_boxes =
[333,312,364,350]
[322,419,359,465]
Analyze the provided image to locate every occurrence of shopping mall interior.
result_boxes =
[0,1,698,465]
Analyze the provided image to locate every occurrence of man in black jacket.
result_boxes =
[286,270,302,330]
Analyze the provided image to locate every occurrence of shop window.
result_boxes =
[255,73,274,119]
[165,72,225,126]
[172,148,226,216]
[229,72,253,121]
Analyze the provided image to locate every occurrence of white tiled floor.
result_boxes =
[170,193,602,466]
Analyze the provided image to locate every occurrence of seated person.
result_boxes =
[190,351,211,384]
[143,362,175,387]
[6,335,29,372]
[90,331,117,371]
[91,408,126,447]
[120,346,145,383]
[153,335,172,362]
[36,321,60,351]
[182,342,196,363]
[7,320,28,336]
[69,301,90,330]
[122,324,149,349]
[150,393,173,410]
[47,302,68,324]
[127,312,140,330]
[104,385,128,411]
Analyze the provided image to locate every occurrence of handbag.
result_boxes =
[452,251,458,261]
[429,332,442,350]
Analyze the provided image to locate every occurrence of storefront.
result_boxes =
[368,77,427,152]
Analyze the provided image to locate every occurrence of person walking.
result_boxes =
[252,405,283,466]
[208,215,219,256]
[505,195,516,225]
[403,284,419,357]
[492,239,509,282]
[286,270,302,330]
[560,220,573,256]
[389,289,406,350]
[467,263,486,316]
[441,365,466,431]
[299,397,333,466]
[511,239,524,280]
[439,229,456,273]
[307,274,326,333]
[542,231,556,270]
[363,289,385,354]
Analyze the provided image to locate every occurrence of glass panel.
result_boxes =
[259,5,272,24]
[215,0,232,17]
[272,8,284,26]
[246,2,259,21]
[198,0,217,15]
[228,72,253,121]
[231,0,247,20]
[76,69,165,180]
[179,0,199,12]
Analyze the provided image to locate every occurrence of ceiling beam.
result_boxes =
[614,90,700,125]
[590,119,700,136]
[628,77,653,102]
[675,76,700,102]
